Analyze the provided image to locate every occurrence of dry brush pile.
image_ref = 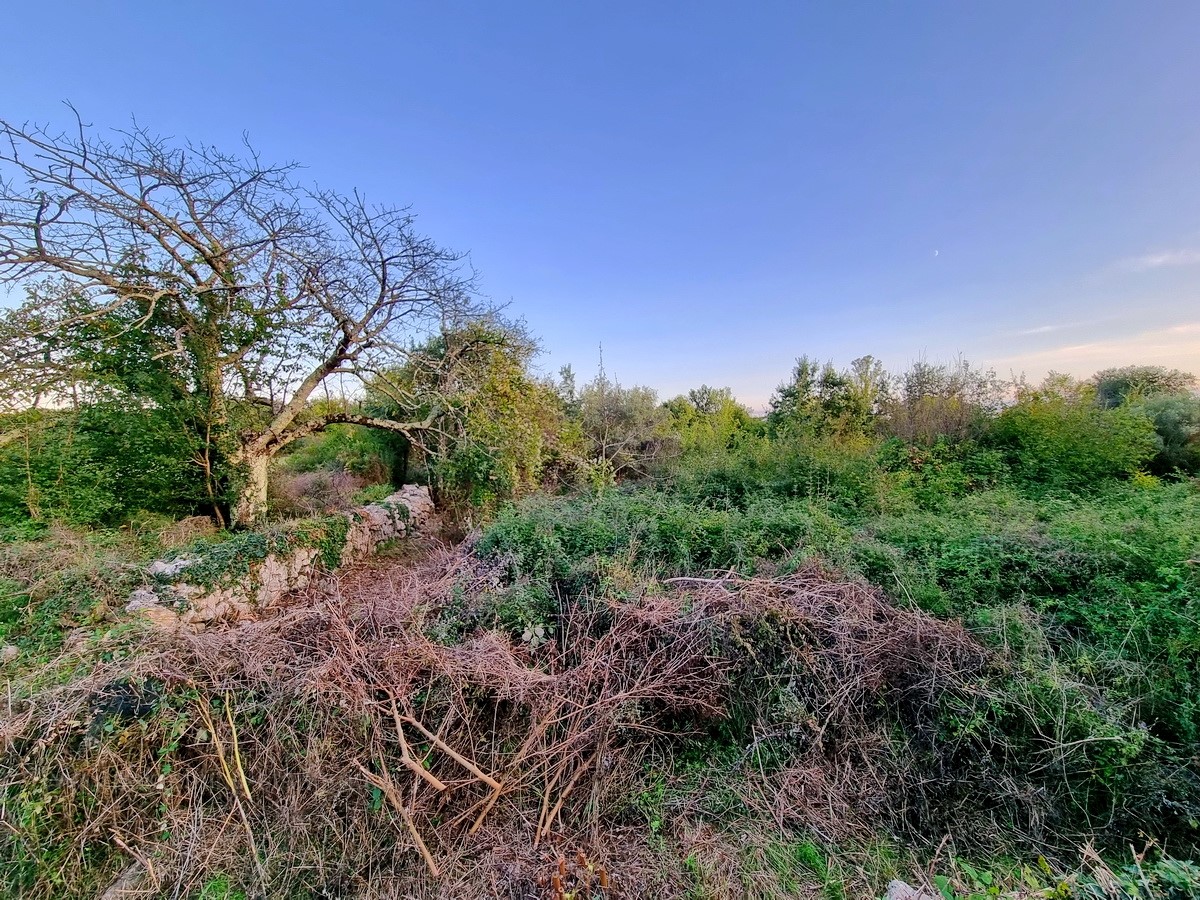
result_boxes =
[1,543,1034,898]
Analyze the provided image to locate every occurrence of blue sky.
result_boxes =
[3,1,1198,406]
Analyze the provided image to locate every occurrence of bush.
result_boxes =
[577,374,677,480]
[877,438,1008,509]
[0,403,210,527]
[479,477,1200,847]
[881,358,1007,445]
[669,431,887,515]
[478,489,852,588]
[1132,392,1200,475]
[986,390,1157,492]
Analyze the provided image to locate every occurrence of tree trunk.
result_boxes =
[232,449,271,528]
[391,439,411,487]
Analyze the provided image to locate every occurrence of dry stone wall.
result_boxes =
[126,485,433,628]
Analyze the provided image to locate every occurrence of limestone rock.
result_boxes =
[147,558,193,579]
[884,880,939,900]
[393,484,434,522]
[169,582,203,601]
[126,592,180,629]
[132,484,434,628]
[127,588,160,607]
[181,587,252,626]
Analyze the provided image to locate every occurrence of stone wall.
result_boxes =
[126,485,433,628]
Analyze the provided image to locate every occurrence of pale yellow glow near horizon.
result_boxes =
[990,322,1200,382]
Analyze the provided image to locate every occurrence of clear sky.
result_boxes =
[3,1,1198,407]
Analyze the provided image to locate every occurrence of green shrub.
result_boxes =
[877,438,1008,509]
[0,403,209,527]
[1131,392,1200,475]
[986,392,1157,492]
[669,431,887,515]
[478,489,854,588]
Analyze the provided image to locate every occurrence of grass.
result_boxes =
[196,874,247,900]
[0,524,158,658]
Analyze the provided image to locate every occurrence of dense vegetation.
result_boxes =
[475,360,1200,842]
[3,340,1199,897]
[3,113,1200,900]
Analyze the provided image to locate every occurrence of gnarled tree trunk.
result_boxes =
[231,449,271,528]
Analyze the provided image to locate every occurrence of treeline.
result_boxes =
[669,356,1198,507]
[2,343,1197,528]
[1,116,1194,531]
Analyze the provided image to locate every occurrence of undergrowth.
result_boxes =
[1,441,1197,897]
[479,480,1200,853]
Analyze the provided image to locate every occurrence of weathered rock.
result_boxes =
[125,592,181,629]
[392,484,434,522]
[1,644,19,665]
[180,587,251,626]
[169,582,203,601]
[254,547,319,606]
[128,485,433,628]
[127,588,159,607]
[147,558,194,579]
[338,488,431,566]
[884,880,939,900]
[98,861,150,899]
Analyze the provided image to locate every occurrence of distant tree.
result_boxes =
[664,385,754,456]
[1087,366,1199,474]
[0,284,93,414]
[1129,392,1200,475]
[0,112,482,525]
[767,355,825,432]
[1035,370,1090,402]
[578,372,675,480]
[1093,365,1196,408]
[769,354,888,436]
[987,379,1157,491]
[556,364,581,418]
[684,385,731,417]
[843,355,889,431]
[883,358,1007,445]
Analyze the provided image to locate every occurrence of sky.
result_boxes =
[2,1,1198,407]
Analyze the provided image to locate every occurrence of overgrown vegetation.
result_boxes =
[2,116,1199,899]
[3,350,1196,897]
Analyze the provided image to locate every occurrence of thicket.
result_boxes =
[3,116,1198,898]
[2,353,1199,898]
[471,359,1200,880]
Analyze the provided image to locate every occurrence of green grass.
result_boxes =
[196,875,247,900]
[0,525,156,657]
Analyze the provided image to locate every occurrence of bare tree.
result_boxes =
[0,110,484,524]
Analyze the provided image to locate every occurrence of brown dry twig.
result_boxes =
[0,546,1010,899]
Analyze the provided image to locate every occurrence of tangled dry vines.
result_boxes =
[2,544,1016,898]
